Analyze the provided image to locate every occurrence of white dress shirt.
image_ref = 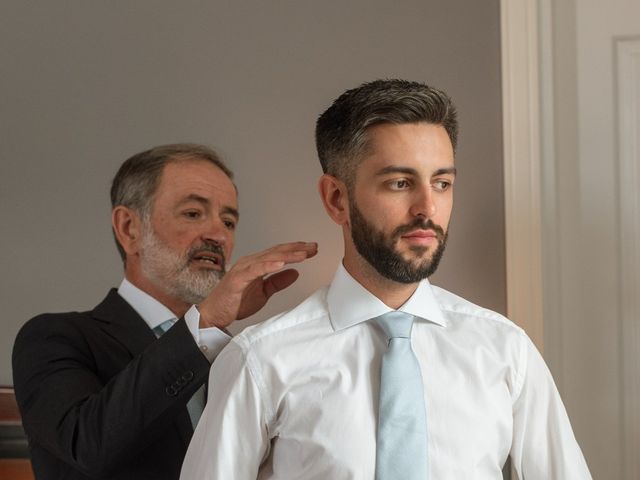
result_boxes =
[118,278,230,362]
[180,265,591,479]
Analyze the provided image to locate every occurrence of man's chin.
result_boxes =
[187,263,225,280]
[375,250,440,283]
[395,246,435,264]
[167,271,223,303]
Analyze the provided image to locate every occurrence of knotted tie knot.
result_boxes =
[375,310,414,340]
[153,318,177,338]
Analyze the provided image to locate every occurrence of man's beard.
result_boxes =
[349,201,448,284]
[139,222,226,304]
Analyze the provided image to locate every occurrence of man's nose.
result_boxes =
[201,218,229,246]
[409,187,436,218]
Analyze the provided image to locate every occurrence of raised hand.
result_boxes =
[197,242,318,328]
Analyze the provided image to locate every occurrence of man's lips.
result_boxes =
[393,219,445,240]
[191,252,224,269]
[401,229,437,239]
[400,229,439,245]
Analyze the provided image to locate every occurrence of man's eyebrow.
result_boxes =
[178,194,239,220]
[433,167,457,176]
[375,166,457,176]
[178,194,210,206]
[375,166,419,176]
[222,206,239,221]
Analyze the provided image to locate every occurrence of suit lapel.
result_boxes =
[91,289,156,357]
[91,289,196,445]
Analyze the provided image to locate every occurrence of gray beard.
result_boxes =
[139,224,224,304]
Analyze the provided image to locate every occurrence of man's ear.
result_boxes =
[318,174,350,226]
[111,206,143,257]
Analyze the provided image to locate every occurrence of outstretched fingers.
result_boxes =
[238,242,318,268]
[198,242,318,328]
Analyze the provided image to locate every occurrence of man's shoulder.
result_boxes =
[13,309,100,375]
[430,284,523,333]
[232,286,331,351]
[16,289,123,341]
[19,309,94,338]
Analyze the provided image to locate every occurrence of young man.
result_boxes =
[180,81,591,479]
[12,143,317,480]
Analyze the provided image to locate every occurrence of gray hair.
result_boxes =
[110,143,233,262]
[315,79,458,187]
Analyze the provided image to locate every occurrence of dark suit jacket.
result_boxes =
[12,289,211,480]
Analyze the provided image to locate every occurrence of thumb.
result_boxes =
[263,269,300,298]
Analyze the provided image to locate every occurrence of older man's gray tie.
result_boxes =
[153,319,205,429]
[375,311,428,479]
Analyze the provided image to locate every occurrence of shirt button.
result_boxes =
[199,344,208,352]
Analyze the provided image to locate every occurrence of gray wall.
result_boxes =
[0,1,504,385]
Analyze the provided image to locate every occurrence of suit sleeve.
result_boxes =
[12,313,210,477]
[180,340,270,480]
[510,333,592,479]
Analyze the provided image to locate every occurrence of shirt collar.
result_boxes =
[117,278,177,330]
[326,263,447,331]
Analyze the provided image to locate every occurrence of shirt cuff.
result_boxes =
[184,304,232,363]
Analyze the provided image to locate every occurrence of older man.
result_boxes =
[180,81,591,479]
[12,143,317,480]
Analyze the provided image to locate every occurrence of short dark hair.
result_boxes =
[315,79,458,186]
[110,143,233,262]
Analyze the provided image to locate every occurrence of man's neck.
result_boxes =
[124,272,191,319]
[342,255,419,310]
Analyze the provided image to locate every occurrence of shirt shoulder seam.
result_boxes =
[231,336,276,435]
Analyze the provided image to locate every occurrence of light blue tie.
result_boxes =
[153,319,205,429]
[375,311,428,480]
[153,319,176,337]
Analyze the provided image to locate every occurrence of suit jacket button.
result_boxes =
[165,385,178,396]
[182,371,194,381]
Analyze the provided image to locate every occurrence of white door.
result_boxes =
[540,1,639,478]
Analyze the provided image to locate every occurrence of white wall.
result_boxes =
[0,2,505,391]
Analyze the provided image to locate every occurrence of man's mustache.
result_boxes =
[392,219,446,242]
[187,242,226,269]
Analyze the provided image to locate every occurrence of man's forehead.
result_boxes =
[161,157,230,177]
[161,160,233,187]
[360,123,454,164]
[154,160,237,204]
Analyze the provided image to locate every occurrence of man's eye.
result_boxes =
[389,179,411,190]
[184,210,202,219]
[223,220,236,230]
[433,180,452,192]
